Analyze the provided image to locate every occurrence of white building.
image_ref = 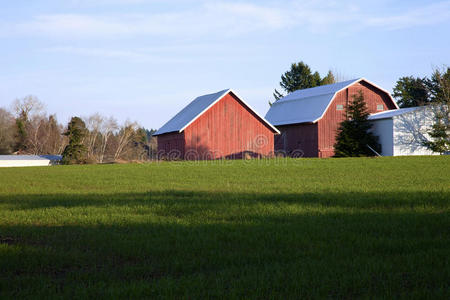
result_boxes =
[0,155,62,167]
[369,106,438,156]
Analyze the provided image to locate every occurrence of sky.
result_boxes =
[1,0,449,129]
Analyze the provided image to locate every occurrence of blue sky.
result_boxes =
[1,0,449,129]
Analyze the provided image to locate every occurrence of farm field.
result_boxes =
[0,156,449,298]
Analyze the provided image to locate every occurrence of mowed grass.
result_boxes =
[0,157,449,299]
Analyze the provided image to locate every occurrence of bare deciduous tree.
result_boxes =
[10,96,66,155]
[83,113,119,163]
[5,95,153,161]
[26,115,47,154]
[12,95,46,153]
[12,95,45,120]
[84,113,104,161]
[99,116,118,163]
[114,121,138,161]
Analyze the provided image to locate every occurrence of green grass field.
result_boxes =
[0,157,449,299]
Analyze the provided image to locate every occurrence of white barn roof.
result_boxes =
[368,107,420,120]
[0,155,61,161]
[154,89,279,135]
[265,78,398,126]
[0,155,61,167]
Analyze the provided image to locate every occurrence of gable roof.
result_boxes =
[154,89,279,135]
[368,106,421,120]
[265,78,399,126]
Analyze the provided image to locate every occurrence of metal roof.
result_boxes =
[277,79,360,103]
[154,89,279,135]
[368,106,421,120]
[265,78,398,126]
[0,155,62,161]
[40,155,62,161]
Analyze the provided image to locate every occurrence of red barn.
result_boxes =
[265,78,399,157]
[154,89,279,160]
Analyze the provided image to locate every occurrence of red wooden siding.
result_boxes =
[157,132,185,159]
[317,80,397,157]
[184,93,274,159]
[274,123,318,157]
[157,92,276,160]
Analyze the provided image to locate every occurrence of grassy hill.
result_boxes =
[1,157,449,298]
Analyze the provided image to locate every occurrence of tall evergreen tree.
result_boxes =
[273,62,320,101]
[426,67,450,103]
[272,61,336,103]
[334,91,381,157]
[393,67,450,108]
[423,113,450,154]
[62,117,88,164]
[14,115,27,152]
[393,76,430,108]
[321,70,336,85]
[423,67,450,154]
[312,71,322,87]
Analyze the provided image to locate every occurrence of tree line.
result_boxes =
[1,62,448,161]
[0,96,157,163]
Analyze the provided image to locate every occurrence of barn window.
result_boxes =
[377,104,384,111]
[336,104,344,111]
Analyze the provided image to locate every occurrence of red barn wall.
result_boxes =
[274,123,318,157]
[317,80,397,157]
[183,93,275,159]
[157,132,185,159]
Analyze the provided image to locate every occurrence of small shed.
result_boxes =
[368,106,438,156]
[265,78,399,157]
[154,89,279,160]
[0,155,62,167]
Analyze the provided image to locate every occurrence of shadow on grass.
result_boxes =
[0,189,449,211]
[0,190,449,298]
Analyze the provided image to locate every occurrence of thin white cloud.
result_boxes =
[366,1,450,30]
[69,0,161,5]
[42,43,266,63]
[205,2,290,30]
[42,46,190,63]
[2,1,450,39]
[17,15,132,37]
[7,2,290,39]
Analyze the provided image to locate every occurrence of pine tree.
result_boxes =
[423,67,450,154]
[14,116,27,152]
[423,113,450,154]
[423,108,450,155]
[393,76,430,108]
[273,61,322,101]
[62,117,88,164]
[321,70,336,85]
[426,67,450,103]
[334,91,381,157]
[272,61,337,103]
